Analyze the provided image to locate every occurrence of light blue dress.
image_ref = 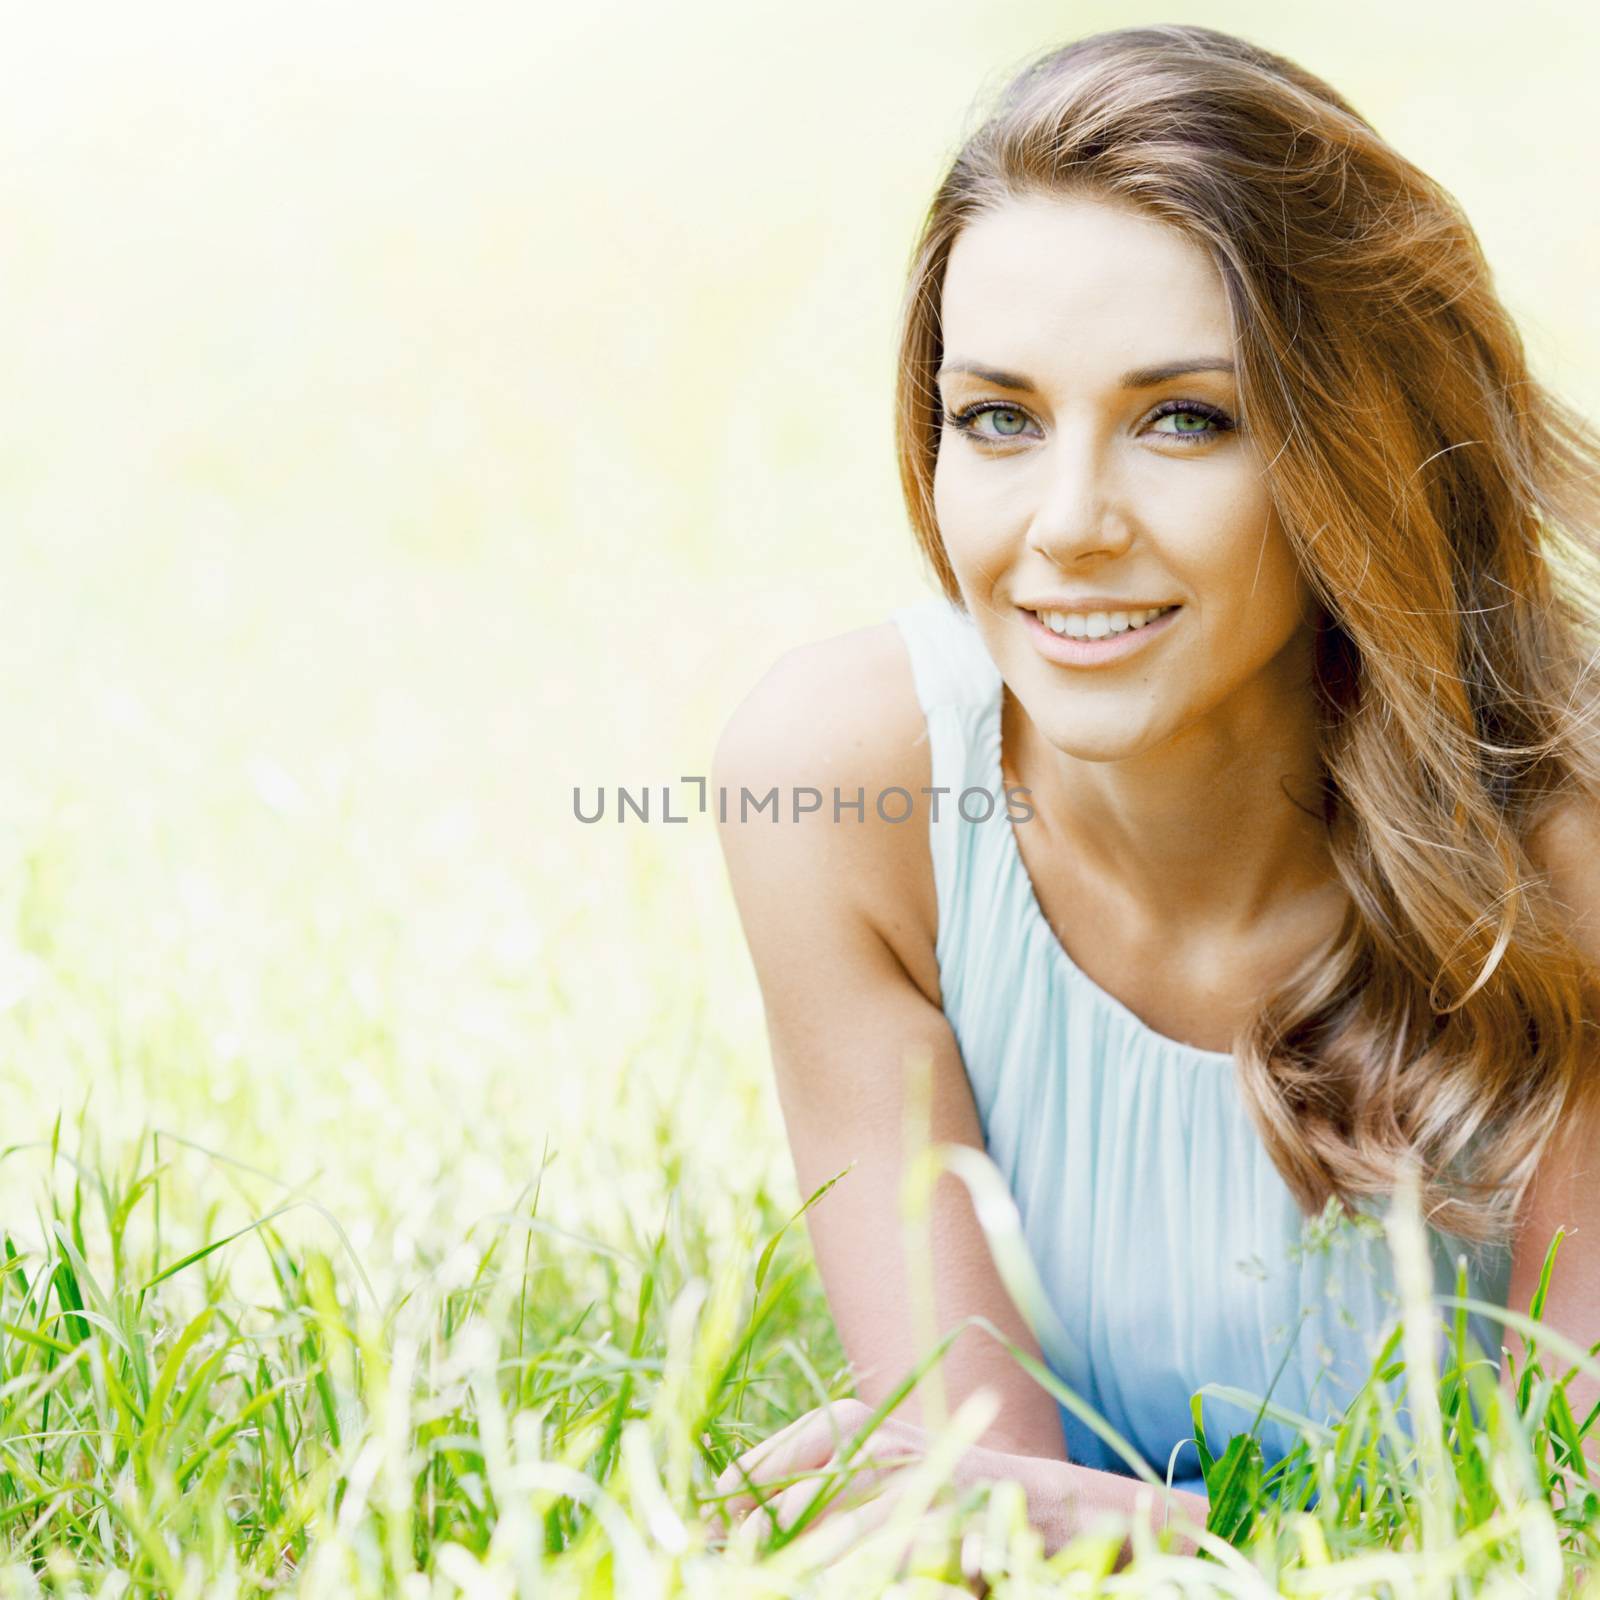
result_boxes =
[888,595,1513,1497]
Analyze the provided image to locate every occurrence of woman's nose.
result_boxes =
[1025,433,1135,566]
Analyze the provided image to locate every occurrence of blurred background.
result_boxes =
[0,0,1594,1288]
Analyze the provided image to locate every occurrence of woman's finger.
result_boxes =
[712,1413,824,1522]
[766,1453,871,1534]
[808,1489,905,1558]
[780,1465,936,1572]
[764,1466,834,1535]
[769,1450,918,1537]
[713,1400,873,1518]
[745,1487,897,1571]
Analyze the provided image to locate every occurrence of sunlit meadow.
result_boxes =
[0,2,1598,1592]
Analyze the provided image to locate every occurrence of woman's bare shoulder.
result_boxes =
[712,621,940,1002]
[1527,792,1600,966]
[716,622,925,753]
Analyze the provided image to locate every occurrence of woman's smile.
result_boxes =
[1018,601,1183,667]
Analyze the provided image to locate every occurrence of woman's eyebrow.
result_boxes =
[937,357,1236,390]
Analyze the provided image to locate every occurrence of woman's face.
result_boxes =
[933,192,1318,764]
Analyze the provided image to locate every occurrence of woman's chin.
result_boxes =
[1030,719,1163,766]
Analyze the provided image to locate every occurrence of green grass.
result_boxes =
[0,1114,1597,1596]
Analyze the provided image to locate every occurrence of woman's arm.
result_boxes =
[1505,1112,1600,1462]
[1506,800,1600,1462]
[712,624,1069,1460]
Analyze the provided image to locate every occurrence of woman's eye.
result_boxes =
[944,402,1034,442]
[1146,401,1235,443]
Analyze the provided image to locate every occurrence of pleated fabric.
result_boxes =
[887,595,1513,1496]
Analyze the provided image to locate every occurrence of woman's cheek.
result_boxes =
[932,464,986,569]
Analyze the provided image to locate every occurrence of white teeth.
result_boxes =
[1037,605,1173,639]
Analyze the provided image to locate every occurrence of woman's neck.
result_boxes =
[1000,648,1338,947]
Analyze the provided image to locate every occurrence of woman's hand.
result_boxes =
[710,1398,939,1541]
[708,1397,1211,1563]
[710,1397,1053,1544]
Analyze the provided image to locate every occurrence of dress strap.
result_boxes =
[887,597,1001,716]
[888,596,1008,1017]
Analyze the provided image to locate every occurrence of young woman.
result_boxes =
[712,23,1600,1554]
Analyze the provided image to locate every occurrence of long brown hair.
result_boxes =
[894,23,1600,1243]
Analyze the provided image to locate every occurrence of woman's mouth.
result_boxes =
[1018,603,1182,666]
